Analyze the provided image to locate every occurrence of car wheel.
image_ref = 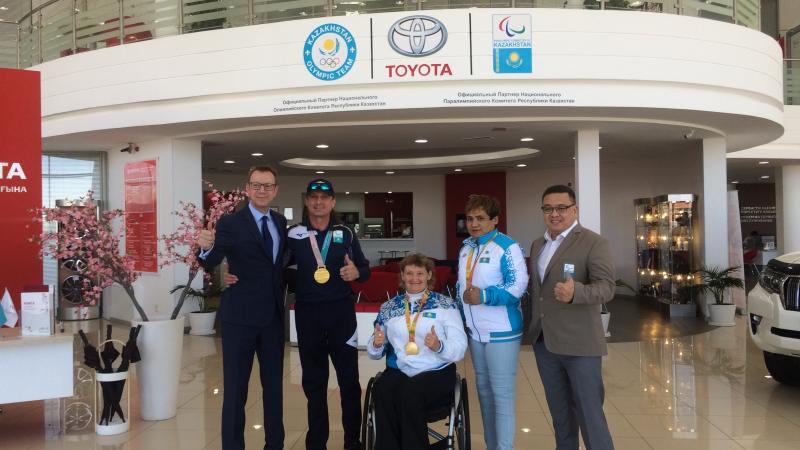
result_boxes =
[764,351,800,386]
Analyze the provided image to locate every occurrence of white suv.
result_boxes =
[747,252,800,385]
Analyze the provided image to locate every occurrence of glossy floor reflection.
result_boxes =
[2,315,800,449]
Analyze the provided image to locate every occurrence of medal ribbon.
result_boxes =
[465,231,499,287]
[404,290,430,346]
[308,229,332,268]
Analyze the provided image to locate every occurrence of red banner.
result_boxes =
[124,160,158,273]
[0,69,43,317]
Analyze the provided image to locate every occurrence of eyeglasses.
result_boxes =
[249,182,277,192]
[541,204,575,215]
[309,182,332,191]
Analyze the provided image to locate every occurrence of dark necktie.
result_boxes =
[261,215,274,263]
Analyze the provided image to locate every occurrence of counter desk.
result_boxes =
[0,328,74,404]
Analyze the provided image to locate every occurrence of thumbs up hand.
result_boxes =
[373,324,385,349]
[425,325,442,352]
[554,271,575,304]
[340,253,359,281]
[199,222,216,251]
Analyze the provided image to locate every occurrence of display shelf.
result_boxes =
[634,194,698,305]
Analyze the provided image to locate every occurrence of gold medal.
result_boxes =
[314,267,330,284]
[404,290,429,357]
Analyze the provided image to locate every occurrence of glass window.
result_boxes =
[41,153,106,286]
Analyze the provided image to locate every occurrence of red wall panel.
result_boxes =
[445,172,507,259]
[0,69,42,317]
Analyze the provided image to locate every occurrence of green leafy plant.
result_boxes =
[169,282,223,313]
[692,266,744,305]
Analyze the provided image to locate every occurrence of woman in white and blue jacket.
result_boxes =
[458,195,529,450]
[367,253,467,450]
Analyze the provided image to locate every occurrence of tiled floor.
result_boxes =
[2,313,800,450]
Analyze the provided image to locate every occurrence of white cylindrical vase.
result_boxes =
[134,318,184,421]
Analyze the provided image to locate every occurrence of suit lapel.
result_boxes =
[543,224,582,281]
[530,238,545,288]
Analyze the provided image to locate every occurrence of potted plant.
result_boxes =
[692,266,744,326]
[159,182,245,326]
[34,191,188,420]
[169,282,223,335]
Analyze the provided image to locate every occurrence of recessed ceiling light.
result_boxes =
[345,191,350,194]
[0,7,8,11]
[316,144,329,149]
[598,146,603,150]
[758,161,769,165]
[761,175,770,179]
[364,191,369,194]
[520,137,534,142]
[454,168,462,172]
[414,138,428,144]
[251,152,263,156]
[315,171,325,174]
[385,171,395,175]
[253,424,262,430]
[731,181,739,184]
[516,163,527,168]
[388,191,393,194]
[224,160,235,164]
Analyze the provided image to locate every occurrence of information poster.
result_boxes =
[124,160,158,273]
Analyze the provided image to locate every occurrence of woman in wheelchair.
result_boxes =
[367,253,468,450]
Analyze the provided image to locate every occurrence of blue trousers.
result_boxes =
[533,337,614,450]
[221,318,285,450]
[469,338,520,450]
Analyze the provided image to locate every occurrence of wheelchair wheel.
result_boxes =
[361,376,377,450]
[455,377,470,450]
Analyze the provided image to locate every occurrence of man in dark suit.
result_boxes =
[198,166,287,450]
[528,184,615,450]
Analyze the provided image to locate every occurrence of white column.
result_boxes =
[780,165,800,254]
[702,137,729,269]
[575,129,601,233]
[105,138,203,322]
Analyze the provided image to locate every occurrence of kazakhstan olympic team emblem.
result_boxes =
[303,23,357,81]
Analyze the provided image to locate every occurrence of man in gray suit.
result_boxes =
[529,184,615,450]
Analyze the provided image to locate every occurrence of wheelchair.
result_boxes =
[360,370,471,450]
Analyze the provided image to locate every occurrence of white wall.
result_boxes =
[37,8,782,152]
[780,0,800,35]
[104,138,203,323]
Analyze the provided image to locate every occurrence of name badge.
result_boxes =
[422,312,436,318]
[333,229,344,243]
[479,257,491,264]
[563,263,575,280]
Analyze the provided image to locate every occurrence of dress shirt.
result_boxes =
[249,204,280,263]
[537,220,579,281]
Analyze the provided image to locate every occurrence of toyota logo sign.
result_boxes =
[388,15,447,57]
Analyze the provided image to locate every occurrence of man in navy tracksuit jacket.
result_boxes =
[288,179,370,450]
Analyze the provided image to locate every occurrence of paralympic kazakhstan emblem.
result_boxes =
[388,15,447,57]
[303,23,357,81]
[492,14,532,74]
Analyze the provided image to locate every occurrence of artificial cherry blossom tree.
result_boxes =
[35,191,149,321]
[159,182,246,320]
